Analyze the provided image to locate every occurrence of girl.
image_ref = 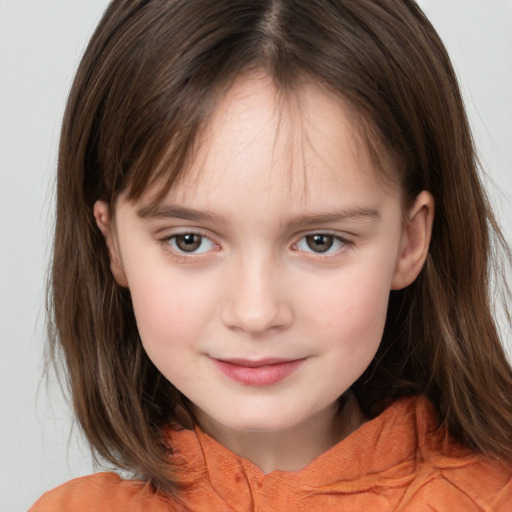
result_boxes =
[31,0,512,510]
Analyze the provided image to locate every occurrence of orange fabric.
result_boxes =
[30,397,512,511]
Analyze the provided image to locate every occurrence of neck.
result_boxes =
[194,393,366,474]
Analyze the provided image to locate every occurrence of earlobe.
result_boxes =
[93,201,128,288]
[391,191,435,290]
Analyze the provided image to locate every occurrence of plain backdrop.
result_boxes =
[1,1,511,511]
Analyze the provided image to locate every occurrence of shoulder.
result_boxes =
[400,397,512,511]
[402,454,512,512]
[29,472,174,512]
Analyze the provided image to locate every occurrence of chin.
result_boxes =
[227,419,295,434]
[205,402,325,435]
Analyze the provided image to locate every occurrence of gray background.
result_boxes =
[1,1,511,511]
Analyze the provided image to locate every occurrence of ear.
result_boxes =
[93,201,128,287]
[391,191,435,290]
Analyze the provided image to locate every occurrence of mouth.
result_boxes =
[211,357,307,387]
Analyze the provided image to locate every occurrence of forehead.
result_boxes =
[139,71,399,208]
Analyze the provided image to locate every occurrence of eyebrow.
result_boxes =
[137,203,380,225]
[286,208,380,227]
[137,204,220,222]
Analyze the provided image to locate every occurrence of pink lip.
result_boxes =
[212,357,306,387]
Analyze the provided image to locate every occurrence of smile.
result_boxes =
[212,357,306,387]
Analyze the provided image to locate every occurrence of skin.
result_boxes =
[95,72,434,474]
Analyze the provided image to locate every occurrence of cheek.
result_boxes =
[126,267,217,350]
[341,271,390,326]
[299,262,393,353]
[127,271,218,389]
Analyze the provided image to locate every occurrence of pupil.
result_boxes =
[176,234,202,252]
[306,234,333,253]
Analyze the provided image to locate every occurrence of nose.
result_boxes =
[221,256,293,335]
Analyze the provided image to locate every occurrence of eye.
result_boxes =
[168,233,216,254]
[295,234,347,254]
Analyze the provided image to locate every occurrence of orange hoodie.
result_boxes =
[30,397,512,511]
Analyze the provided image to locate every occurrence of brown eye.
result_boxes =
[296,233,348,255]
[305,234,335,253]
[172,234,204,253]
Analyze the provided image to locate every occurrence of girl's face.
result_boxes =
[96,72,432,438]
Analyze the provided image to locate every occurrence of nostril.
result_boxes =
[221,294,294,334]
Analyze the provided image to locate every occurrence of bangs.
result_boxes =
[82,0,414,212]
[115,70,403,215]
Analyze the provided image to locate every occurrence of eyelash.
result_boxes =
[161,231,353,260]
[161,231,219,260]
[293,233,353,256]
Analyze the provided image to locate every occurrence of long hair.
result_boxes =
[49,0,512,493]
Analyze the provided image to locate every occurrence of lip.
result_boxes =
[212,357,306,387]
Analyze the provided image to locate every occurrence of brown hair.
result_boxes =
[49,0,512,494]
